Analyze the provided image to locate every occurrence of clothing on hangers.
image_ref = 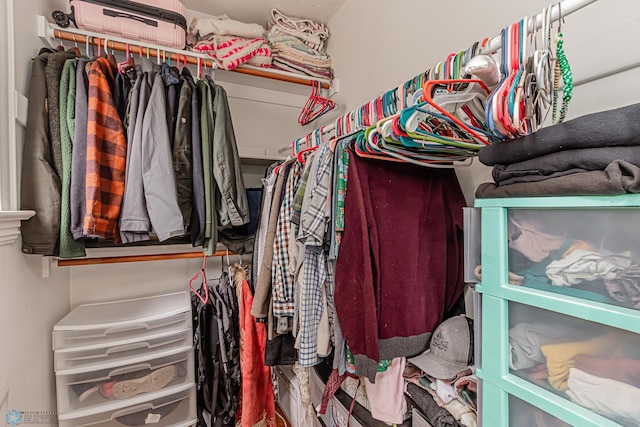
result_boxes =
[334,149,467,382]
[59,58,86,259]
[21,43,250,258]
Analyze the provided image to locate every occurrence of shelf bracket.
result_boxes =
[42,256,51,278]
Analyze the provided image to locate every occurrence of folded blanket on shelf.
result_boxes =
[492,145,640,186]
[267,32,326,57]
[272,57,333,80]
[478,102,640,166]
[189,15,265,41]
[269,8,329,52]
[194,36,272,70]
[475,160,640,198]
[271,43,332,67]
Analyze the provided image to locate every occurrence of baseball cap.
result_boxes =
[408,315,474,380]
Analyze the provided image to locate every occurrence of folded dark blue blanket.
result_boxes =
[479,103,640,166]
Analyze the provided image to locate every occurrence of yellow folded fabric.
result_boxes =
[540,332,621,391]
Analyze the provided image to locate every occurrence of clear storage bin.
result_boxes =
[311,368,331,426]
[506,208,640,313]
[56,345,193,414]
[53,292,192,351]
[54,328,192,372]
[509,395,569,426]
[508,302,640,427]
[274,366,300,427]
[58,383,196,427]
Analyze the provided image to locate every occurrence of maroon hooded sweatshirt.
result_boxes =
[334,151,467,382]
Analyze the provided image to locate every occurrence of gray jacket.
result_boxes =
[143,72,184,241]
[21,49,60,255]
[182,68,205,247]
[120,60,184,242]
[173,75,193,229]
[120,62,152,243]
[207,77,250,228]
[70,59,89,240]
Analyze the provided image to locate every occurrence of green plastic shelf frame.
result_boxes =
[474,194,640,427]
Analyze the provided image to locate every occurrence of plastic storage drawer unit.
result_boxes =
[274,366,301,427]
[504,208,640,313]
[476,195,640,427]
[509,395,569,426]
[57,383,196,427]
[56,345,193,414]
[53,292,192,352]
[508,302,640,427]
[54,328,192,372]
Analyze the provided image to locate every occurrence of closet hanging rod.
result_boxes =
[481,0,599,54]
[293,0,598,145]
[56,250,235,267]
[38,16,331,89]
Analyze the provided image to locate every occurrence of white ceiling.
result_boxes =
[183,0,346,27]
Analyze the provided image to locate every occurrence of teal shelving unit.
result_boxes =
[474,194,640,427]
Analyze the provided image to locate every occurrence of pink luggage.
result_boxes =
[55,0,187,49]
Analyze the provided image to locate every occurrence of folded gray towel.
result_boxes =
[493,145,640,185]
[479,103,640,166]
[476,160,640,198]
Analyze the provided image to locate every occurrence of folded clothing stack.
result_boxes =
[189,15,272,70]
[267,8,333,80]
[475,103,640,198]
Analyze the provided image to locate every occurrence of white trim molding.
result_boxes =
[1,0,18,210]
[0,211,34,246]
[0,0,34,246]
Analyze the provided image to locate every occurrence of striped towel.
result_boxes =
[269,9,329,52]
[272,57,333,80]
[194,36,272,70]
[271,43,332,68]
[83,57,127,239]
[267,32,325,57]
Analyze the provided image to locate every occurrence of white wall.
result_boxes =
[327,0,640,204]
[326,0,640,316]
[1,1,73,424]
[67,247,247,305]
[0,246,70,426]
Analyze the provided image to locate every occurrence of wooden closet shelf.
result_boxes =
[57,250,234,267]
[42,19,331,89]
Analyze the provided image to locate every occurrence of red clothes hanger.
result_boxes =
[189,253,209,305]
[295,129,323,163]
[298,80,336,126]
[422,78,493,145]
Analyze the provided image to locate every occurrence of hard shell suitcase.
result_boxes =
[61,0,187,49]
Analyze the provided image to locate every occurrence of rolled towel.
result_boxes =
[189,15,265,40]
[194,36,272,70]
[269,8,329,51]
[478,102,640,166]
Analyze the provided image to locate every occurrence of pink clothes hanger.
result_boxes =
[189,253,209,305]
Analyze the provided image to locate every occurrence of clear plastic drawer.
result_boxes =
[274,366,300,427]
[508,302,640,426]
[56,346,193,414]
[54,328,192,372]
[58,383,196,427]
[509,395,569,426]
[53,292,192,351]
[506,208,640,312]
